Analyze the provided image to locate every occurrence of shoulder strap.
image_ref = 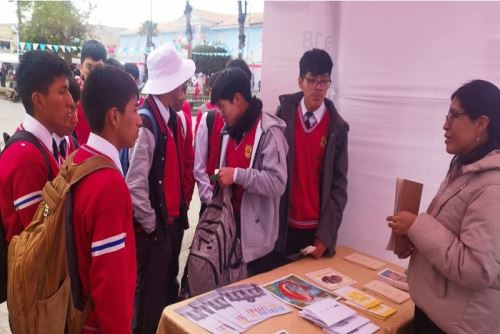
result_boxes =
[139,108,158,143]
[206,110,216,139]
[3,130,53,180]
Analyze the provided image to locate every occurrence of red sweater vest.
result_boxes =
[72,145,136,333]
[226,116,260,216]
[207,113,225,181]
[289,107,330,229]
[163,124,182,219]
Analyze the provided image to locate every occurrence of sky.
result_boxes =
[0,0,265,29]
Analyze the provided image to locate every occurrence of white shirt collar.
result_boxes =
[86,133,123,175]
[153,96,170,124]
[21,114,54,153]
[300,97,326,121]
[52,133,67,146]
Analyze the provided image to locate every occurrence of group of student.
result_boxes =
[0,40,348,333]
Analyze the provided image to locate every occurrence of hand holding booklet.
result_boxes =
[387,178,423,255]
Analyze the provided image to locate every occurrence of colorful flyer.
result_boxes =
[262,274,333,309]
[334,286,382,309]
[305,268,356,291]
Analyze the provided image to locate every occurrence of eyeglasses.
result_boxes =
[302,77,332,89]
[445,110,467,123]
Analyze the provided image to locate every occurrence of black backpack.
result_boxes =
[0,130,54,302]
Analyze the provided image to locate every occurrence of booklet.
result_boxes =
[344,301,397,320]
[324,315,370,334]
[262,274,333,309]
[343,253,385,271]
[297,297,356,328]
[363,280,410,304]
[305,268,356,291]
[377,268,409,291]
[217,284,291,322]
[333,286,382,309]
[194,292,261,331]
[175,304,240,334]
[386,178,423,254]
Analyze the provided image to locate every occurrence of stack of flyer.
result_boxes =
[175,284,291,334]
[298,298,379,334]
[334,286,397,320]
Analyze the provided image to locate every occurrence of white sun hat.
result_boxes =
[142,44,196,95]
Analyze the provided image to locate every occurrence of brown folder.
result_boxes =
[387,178,423,254]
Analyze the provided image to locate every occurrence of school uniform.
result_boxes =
[0,114,59,243]
[72,133,136,333]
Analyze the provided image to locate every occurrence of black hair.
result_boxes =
[105,58,124,71]
[451,80,500,144]
[81,40,107,63]
[211,67,252,104]
[299,48,333,77]
[226,58,252,81]
[68,77,80,103]
[208,71,220,89]
[81,65,138,133]
[124,63,140,81]
[16,50,72,115]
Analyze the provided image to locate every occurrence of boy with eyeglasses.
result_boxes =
[275,48,350,260]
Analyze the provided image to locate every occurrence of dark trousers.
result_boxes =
[414,306,446,334]
[285,226,317,256]
[133,223,184,334]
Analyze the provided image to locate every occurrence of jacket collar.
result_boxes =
[86,133,123,175]
[462,149,500,174]
[21,114,53,153]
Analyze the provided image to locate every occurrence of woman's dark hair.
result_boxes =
[299,48,333,77]
[16,50,72,115]
[452,80,500,145]
[81,65,138,133]
[211,67,252,104]
[81,40,107,63]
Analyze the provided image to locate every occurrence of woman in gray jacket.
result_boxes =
[387,80,500,334]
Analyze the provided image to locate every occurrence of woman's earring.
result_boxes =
[476,136,480,143]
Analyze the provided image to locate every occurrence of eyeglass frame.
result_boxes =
[300,76,332,90]
[445,110,467,123]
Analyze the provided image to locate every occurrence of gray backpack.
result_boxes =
[181,186,247,298]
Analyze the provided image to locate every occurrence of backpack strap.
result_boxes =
[139,108,158,144]
[206,110,216,140]
[3,130,54,180]
[62,153,118,311]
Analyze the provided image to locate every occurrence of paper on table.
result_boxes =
[217,284,291,322]
[344,301,397,320]
[344,322,380,334]
[343,253,386,271]
[175,304,240,334]
[377,268,409,291]
[334,286,382,309]
[305,268,356,291]
[262,274,334,309]
[298,297,356,328]
[194,292,261,330]
[363,280,410,304]
[324,315,370,334]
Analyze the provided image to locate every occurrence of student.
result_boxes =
[73,65,141,333]
[52,77,80,166]
[74,40,107,145]
[193,60,252,212]
[275,48,349,259]
[212,67,288,275]
[125,63,145,106]
[125,44,195,334]
[0,50,73,243]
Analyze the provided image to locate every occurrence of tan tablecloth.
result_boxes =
[157,246,414,334]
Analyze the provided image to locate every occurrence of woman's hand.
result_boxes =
[387,211,418,236]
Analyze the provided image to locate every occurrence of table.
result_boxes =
[157,246,414,334]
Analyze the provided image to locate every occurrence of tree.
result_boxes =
[19,1,91,63]
[192,44,231,77]
[139,20,158,53]
[238,0,247,59]
[184,1,193,59]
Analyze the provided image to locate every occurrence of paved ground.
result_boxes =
[0,95,200,333]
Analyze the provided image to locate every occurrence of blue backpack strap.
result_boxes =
[138,108,158,143]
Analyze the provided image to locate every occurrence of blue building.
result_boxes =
[118,9,263,65]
